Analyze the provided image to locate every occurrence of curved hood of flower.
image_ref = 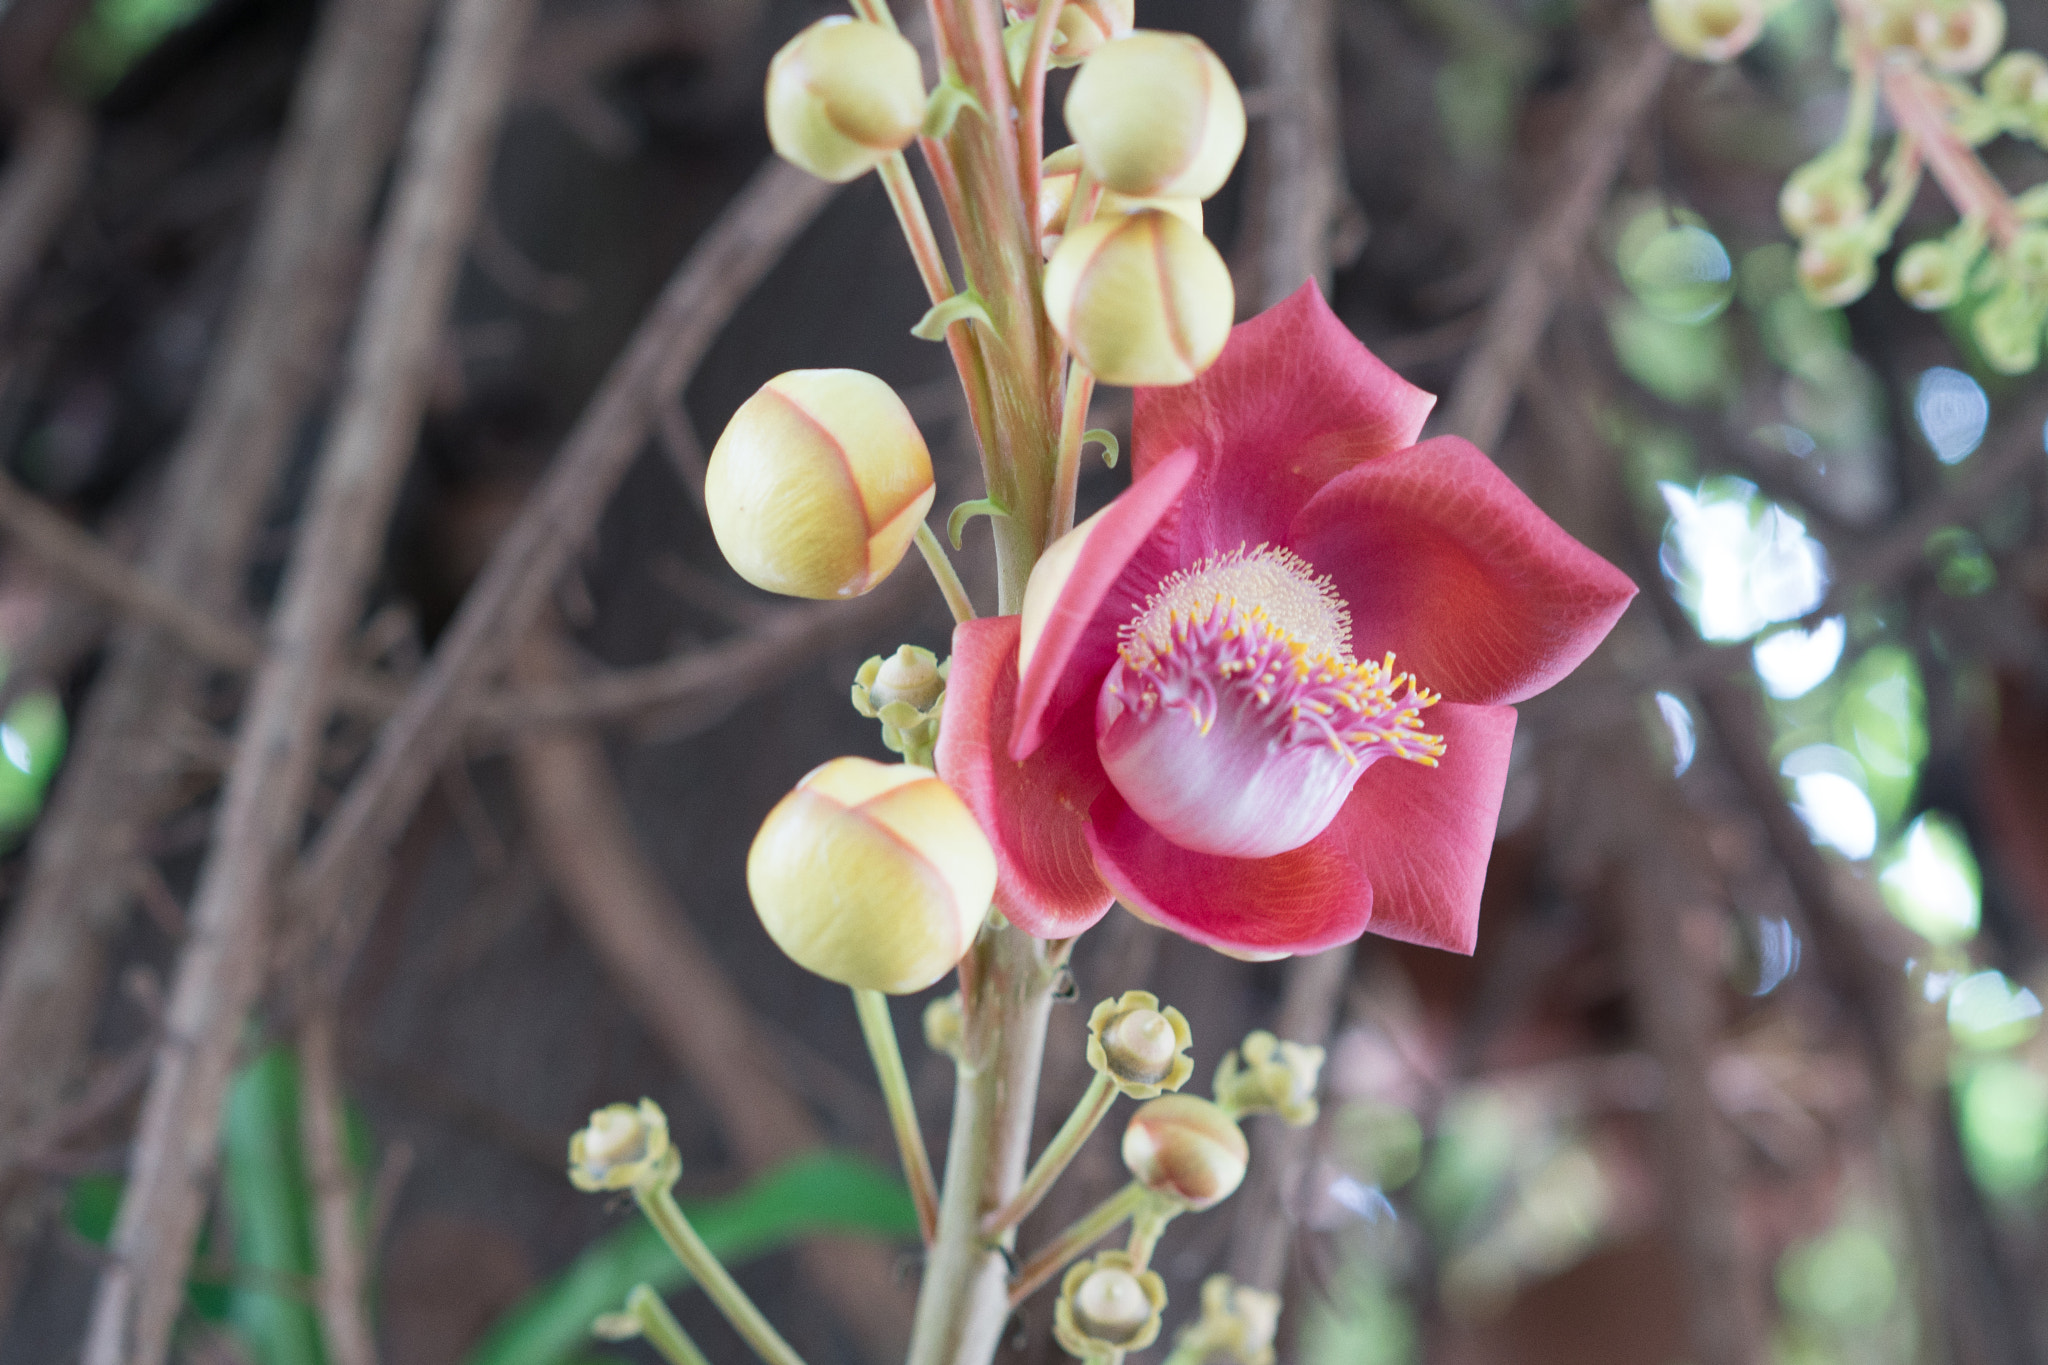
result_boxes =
[937,283,1636,957]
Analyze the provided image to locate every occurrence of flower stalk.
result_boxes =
[983,1070,1117,1237]
[1048,359,1097,543]
[607,1284,716,1365]
[914,521,978,624]
[635,1176,808,1365]
[854,987,941,1241]
[1007,1179,1150,1306]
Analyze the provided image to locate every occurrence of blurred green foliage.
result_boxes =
[0,689,66,837]
[61,0,216,95]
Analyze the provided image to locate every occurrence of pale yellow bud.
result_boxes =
[1650,0,1766,62]
[1779,160,1870,239]
[1064,32,1246,200]
[1895,239,1967,310]
[1054,1252,1167,1356]
[568,1099,675,1192]
[1213,1030,1326,1126]
[1044,209,1234,386]
[748,757,994,993]
[1985,51,2048,117]
[1122,1094,1249,1209]
[706,369,934,599]
[1797,229,1877,308]
[1915,0,2005,75]
[766,17,926,183]
[1037,145,1202,258]
[1086,989,1194,1098]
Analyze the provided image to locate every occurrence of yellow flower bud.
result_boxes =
[1797,229,1877,308]
[1915,0,2005,75]
[1054,1252,1167,1356]
[1779,160,1870,239]
[1037,145,1202,258]
[1213,1030,1326,1126]
[1044,209,1234,386]
[1122,1094,1249,1210]
[568,1099,676,1192]
[1650,0,1766,62]
[1064,32,1246,200]
[1086,990,1194,1099]
[766,17,926,183]
[1895,239,1967,310]
[748,757,994,993]
[706,369,935,599]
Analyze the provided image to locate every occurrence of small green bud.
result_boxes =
[853,646,948,763]
[1915,0,2005,75]
[1779,160,1870,239]
[1064,32,1246,200]
[1037,144,1202,259]
[1175,1274,1283,1365]
[1971,283,2045,374]
[1044,209,1234,386]
[766,18,926,183]
[1985,50,2048,120]
[923,990,965,1058]
[1650,0,1766,62]
[1086,990,1194,1099]
[1797,228,1878,308]
[706,370,934,600]
[1895,239,1968,309]
[1122,1094,1248,1209]
[568,1099,676,1192]
[1213,1029,1326,1126]
[2009,226,2048,288]
[1054,1251,1167,1356]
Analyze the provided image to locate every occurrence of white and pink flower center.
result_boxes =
[1096,545,1444,859]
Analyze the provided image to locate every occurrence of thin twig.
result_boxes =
[1439,15,1671,449]
[0,100,91,324]
[298,1009,377,1365]
[82,0,539,1355]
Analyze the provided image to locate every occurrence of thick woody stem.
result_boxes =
[983,1070,1115,1238]
[854,988,941,1241]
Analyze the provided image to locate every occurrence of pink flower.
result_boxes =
[937,285,1635,958]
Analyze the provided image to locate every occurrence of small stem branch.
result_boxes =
[913,521,977,624]
[1009,1180,1148,1306]
[879,151,957,304]
[629,1285,716,1365]
[1881,61,2021,248]
[854,988,941,1242]
[637,1182,808,1365]
[982,1071,1114,1238]
[1015,0,1069,203]
[1123,1201,1173,1271]
[1047,361,1095,543]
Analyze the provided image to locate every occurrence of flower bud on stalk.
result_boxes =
[1176,1275,1283,1365]
[706,369,934,599]
[1986,50,2048,124]
[1122,1094,1249,1209]
[852,644,947,762]
[748,757,994,993]
[1650,0,1766,62]
[1054,1252,1167,1356]
[1087,990,1194,1099]
[1064,32,1246,200]
[1895,238,1969,310]
[766,18,926,183]
[1796,228,1878,308]
[1914,0,2006,75]
[1972,281,2046,374]
[1037,145,1202,258]
[1044,209,1234,386]
[1007,0,1134,67]
[1779,160,1870,239]
[1213,1030,1326,1126]
[569,1100,676,1192]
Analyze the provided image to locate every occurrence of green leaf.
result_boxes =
[946,496,1010,551]
[911,290,993,342]
[0,690,67,834]
[223,1047,326,1365]
[1083,429,1119,469]
[464,1151,919,1365]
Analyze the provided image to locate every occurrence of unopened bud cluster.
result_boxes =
[852,644,948,765]
[1086,990,1193,1098]
[1173,1274,1283,1365]
[1054,1251,1167,1356]
[1214,1030,1326,1126]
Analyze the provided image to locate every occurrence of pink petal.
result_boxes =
[1013,450,1196,759]
[1083,788,1374,957]
[1132,282,1436,554]
[1322,701,1517,955]
[936,616,1115,938]
[1288,436,1637,706]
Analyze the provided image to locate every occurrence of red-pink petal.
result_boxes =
[936,616,1115,938]
[1132,282,1435,554]
[1288,436,1637,706]
[1322,701,1517,955]
[1083,788,1374,956]
[1013,450,1196,759]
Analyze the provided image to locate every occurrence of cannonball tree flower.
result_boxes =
[937,284,1635,958]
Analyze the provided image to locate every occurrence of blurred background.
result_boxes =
[0,0,2043,1360]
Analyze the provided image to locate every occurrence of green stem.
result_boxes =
[906,923,1064,1365]
[628,1284,715,1365]
[1008,1180,1149,1306]
[983,1071,1115,1237]
[1047,360,1095,543]
[1123,1200,1175,1271]
[854,987,941,1241]
[879,151,958,306]
[634,1183,807,1365]
[847,0,899,33]
[913,521,977,624]
[1159,1343,1207,1365]
[1015,0,1069,201]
